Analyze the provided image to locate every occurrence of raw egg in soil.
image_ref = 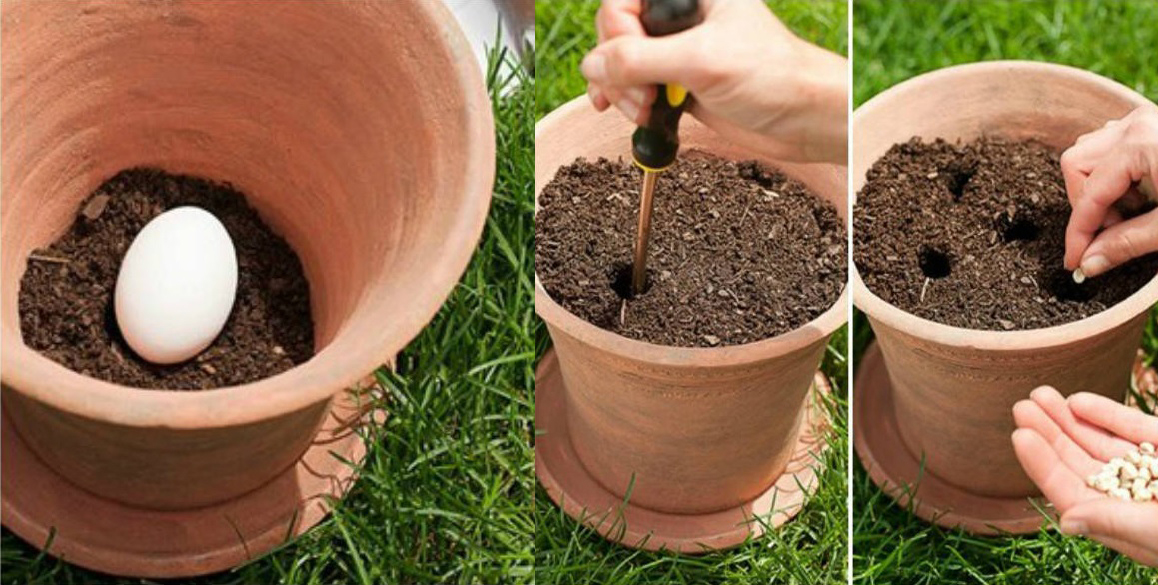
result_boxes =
[115,206,237,364]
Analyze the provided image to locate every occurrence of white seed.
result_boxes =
[1133,487,1153,502]
[1121,462,1140,481]
[1086,450,1158,503]
[1072,268,1086,284]
[1142,442,1156,455]
[1096,475,1119,492]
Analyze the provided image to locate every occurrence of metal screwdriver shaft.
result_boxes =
[628,0,702,296]
[631,170,660,293]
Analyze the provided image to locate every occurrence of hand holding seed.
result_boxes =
[1012,387,1158,567]
[1061,104,1158,279]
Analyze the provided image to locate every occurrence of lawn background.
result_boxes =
[534,2,850,584]
[852,1,1158,584]
[1,54,535,585]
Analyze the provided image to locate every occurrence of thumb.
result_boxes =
[1061,499,1158,554]
[1078,206,1158,278]
[581,31,704,90]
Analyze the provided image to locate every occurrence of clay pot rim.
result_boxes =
[534,97,849,367]
[1,0,495,430]
[852,60,1158,349]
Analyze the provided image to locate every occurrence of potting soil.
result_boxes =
[19,168,315,390]
[853,137,1158,330]
[536,152,847,348]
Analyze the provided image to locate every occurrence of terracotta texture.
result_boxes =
[1,384,372,577]
[535,97,847,540]
[536,350,831,551]
[853,62,1158,523]
[1,0,493,575]
[856,346,1158,535]
[855,343,1047,534]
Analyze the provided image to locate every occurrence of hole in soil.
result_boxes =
[611,262,650,299]
[997,215,1039,243]
[918,246,952,279]
[1047,269,1095,303]
[945,163,976,201]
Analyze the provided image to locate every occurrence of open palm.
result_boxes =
[1012,386,1158,566]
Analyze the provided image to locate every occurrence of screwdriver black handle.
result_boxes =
[631,0,702,172]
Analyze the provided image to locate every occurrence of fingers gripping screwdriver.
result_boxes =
[630,0,703,296]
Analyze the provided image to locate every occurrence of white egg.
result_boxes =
[115,206,238,364]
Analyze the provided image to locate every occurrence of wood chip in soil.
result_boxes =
[853,137,1158,331]
[535,151,847,348]
[18,168,315,390]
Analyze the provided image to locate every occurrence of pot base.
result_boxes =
[1,386,376,578]
[535,349,831,553]
[854,342,1051,535]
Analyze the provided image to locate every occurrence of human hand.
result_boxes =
[580,0,848,165]
[1061,104,1158,277]
[1012,386,1158,566]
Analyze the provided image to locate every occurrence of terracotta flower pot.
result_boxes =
[535,97,847,552]
[1,0,493,577]
[853,61,1158,534]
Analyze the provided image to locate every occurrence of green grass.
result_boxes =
[533,2,849,584]
[853,1,1158,583]
[0,53,535,585]
[853,0,1158,107]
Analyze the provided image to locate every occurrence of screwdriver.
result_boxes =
[630,0,703,296]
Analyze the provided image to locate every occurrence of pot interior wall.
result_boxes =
[2,0,479,365]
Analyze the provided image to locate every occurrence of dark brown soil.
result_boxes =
[854,137,1158,330]
[19,168,315,390]
[536,152,846,348]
